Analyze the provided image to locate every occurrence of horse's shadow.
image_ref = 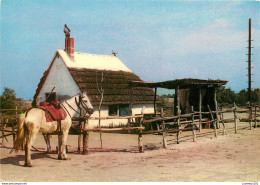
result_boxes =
[0,151,53,167]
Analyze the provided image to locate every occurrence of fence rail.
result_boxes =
[1,104,259,153]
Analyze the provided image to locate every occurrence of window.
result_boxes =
[109,104,118,116]
[109,104,129,116]
[45,92,56,102]
[119,104,129,116]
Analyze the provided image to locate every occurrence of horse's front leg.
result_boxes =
[58,129,70,160]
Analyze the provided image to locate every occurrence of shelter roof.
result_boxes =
[130,78,228,89]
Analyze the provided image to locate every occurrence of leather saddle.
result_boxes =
[39,101,67,122]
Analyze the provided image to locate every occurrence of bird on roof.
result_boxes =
[64,24,71,38]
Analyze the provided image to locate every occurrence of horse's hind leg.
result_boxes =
[24,123,38,167]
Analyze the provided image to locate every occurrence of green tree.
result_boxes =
[252,88,260,105]
[237,89,247,106]
[217,88,236,106]
[0,87,23,109]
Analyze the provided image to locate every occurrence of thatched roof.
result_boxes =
[68,68,160,105]
[130,78,228,89]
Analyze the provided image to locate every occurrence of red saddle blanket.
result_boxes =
[39,101,67,122]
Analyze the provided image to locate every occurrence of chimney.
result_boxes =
[65,38,74,60]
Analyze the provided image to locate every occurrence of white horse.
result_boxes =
[14,92,94,167]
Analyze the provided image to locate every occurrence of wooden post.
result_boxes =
[15,105,18,119]
[161,108,167,148]
[1,121,6,147]
[77,121,83,152]
[208,105,217,138]
[233,102,238,133]
[214,88,220,129]
[176,86,181,144]
[255,106,257,128]
[83,119,89,155]
[154,87,160,131]
[199,87,202,132]
[220,107,226,135]
[249,106,252,130]
[138,107,144,153]
[191,106,196,142]
[154,87,157,116]
[128,85,133,134]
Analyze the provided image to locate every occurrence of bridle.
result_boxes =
[61,95,92,118]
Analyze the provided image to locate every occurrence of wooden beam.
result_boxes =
[214,88,220,129]
[82,119,89,154]
[208,105,217,138]
[233,102,238,134]
[82,127,145,132]
[154,87,157,116]
[88,115,143,120]
[176,85,180,144]
[199,87,202,132]
[138,107,144,153]
[161,108,167,148]
[191,106,196,142]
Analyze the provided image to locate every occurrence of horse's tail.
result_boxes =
[14,113,26,152]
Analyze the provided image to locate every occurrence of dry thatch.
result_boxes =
[68,68,160,105]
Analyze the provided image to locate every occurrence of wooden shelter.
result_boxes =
[130,78,228,128]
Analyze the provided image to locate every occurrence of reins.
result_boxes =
[60,104,72,118]
[61,95,90,118]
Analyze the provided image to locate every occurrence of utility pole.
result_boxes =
[247,18,252,106]
[247,18,253,130]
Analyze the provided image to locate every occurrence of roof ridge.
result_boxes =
[57,49,116,58]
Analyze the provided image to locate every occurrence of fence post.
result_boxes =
[249,106,252,130]
[191,106,196,142]
[220,107,226,135]
[160,108,167,148]
[233,103,238,133]
[208,105,217,138]
[214,88,220,129]
[83,119,89,155]
[138,107,144,153]
[255,106,258,128]
[199,87,202,132]
[176,85,181,144]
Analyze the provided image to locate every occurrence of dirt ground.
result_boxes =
[1,118,260,182]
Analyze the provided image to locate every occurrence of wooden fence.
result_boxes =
[1,105,259,153]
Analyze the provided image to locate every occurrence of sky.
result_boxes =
[0,0,259,100]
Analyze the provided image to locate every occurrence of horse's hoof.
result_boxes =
[24,163,32,167]
[58,155,70,160]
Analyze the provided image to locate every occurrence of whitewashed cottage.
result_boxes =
[32,34,159,128]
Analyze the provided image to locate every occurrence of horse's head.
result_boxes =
[78,92,94,115]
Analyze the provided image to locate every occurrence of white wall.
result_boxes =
[87,104,154,128]
[37,55,81,104]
